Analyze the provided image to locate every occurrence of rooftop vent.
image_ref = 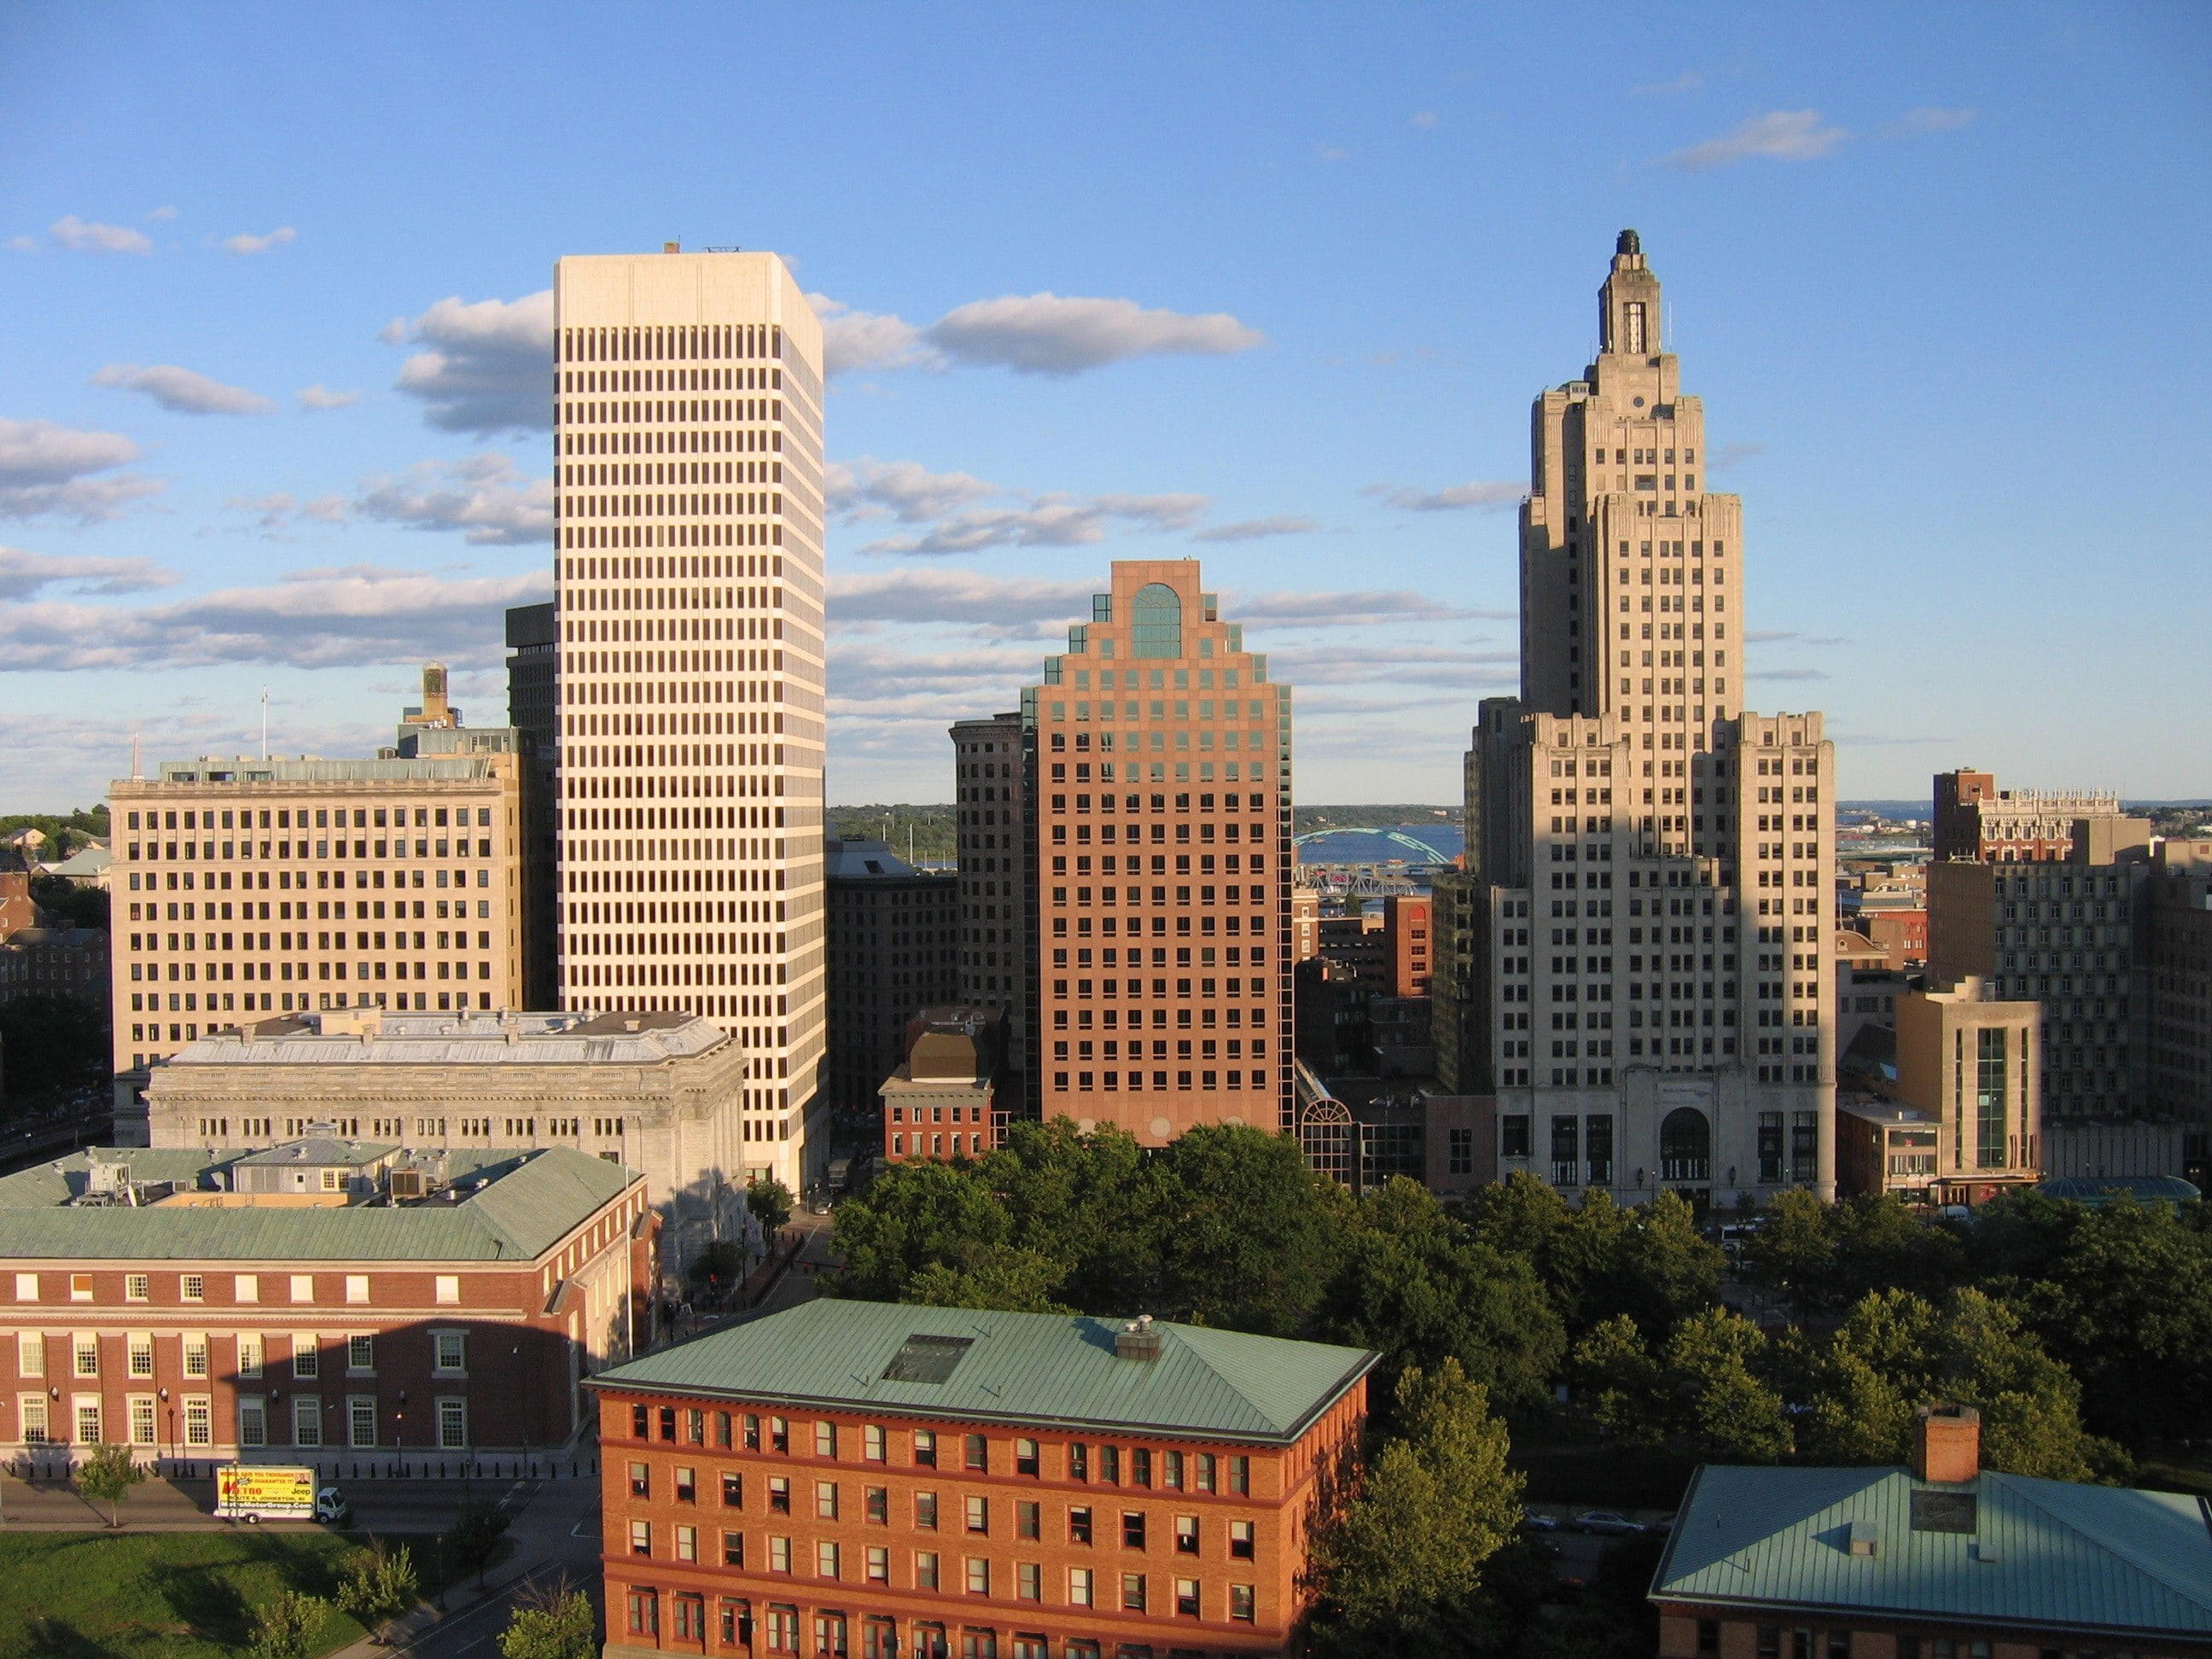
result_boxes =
[1115,1313,1165,1363]
[1846,1520,1878,1557]
[882,1334,973,1385]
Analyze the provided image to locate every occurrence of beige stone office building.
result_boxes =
[108,676,527,1140]
[1458,231,1837,1207]
[143,1007,748,1260]
[550,247,828,1194]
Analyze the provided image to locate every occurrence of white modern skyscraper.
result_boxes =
[1459,231,1837,1205]
[551,247,827,1191]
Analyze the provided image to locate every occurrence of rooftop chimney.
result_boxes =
[1912,1403,1981,1484]
[1114,1313,1164,1363]
[664,241,681,253]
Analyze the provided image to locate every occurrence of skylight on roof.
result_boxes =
[1910,1491,1977,1534]
[882,1334,973,1384]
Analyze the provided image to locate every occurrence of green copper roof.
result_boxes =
[1655,1464,2212,1638]
[589,1299,1376,1445]
[0,1145,637,1263]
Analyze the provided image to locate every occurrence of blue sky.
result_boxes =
[2,3,2206,812]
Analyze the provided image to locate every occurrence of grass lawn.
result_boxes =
[0,1529,439,1659]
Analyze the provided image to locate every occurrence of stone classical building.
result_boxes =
[1018,560,1295,1146]
[0,1139,652,1470]
[824,839,958,1115]
[550,245,829,1194]
[1452,230,1837,1208]
[108,673,530,1134]
[140,1008,749,1263]
[1934,769,2146,864]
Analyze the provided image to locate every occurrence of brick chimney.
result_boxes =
[1912,1404,1981,1483]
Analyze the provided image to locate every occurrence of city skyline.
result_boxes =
[3,5,2209,811]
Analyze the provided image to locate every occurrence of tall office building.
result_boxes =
[551,247,828,1191]
[950,711,1030,1095]
[1021,559,1294,1145]
[1458,231,1837,1205]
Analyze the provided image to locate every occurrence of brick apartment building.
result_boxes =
[0,1139,652,1470]
[587,1298,1374,1659]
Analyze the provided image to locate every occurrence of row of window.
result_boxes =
[628,1407,1252,1494]
[622,1592,1250,1654]
[15,1328,464,1378]
[14,1391,467,1450]
[15,1271,464,1307]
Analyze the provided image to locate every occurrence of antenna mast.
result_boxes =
[259,687,270,761]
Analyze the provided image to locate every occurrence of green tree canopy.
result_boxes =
[1150,1124,1353,1336]
[744,1178,795,1234]
[72,1441,146,1528]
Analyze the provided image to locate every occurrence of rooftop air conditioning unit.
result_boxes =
[387,1169,427,1200]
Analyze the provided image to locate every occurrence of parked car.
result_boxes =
[1520,1508,1561,1532]
[1573,1509,1644,1535]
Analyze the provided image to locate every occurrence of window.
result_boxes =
[237,1398,267,1448]
[630,1520,653,1557]
[433,1331,465,1373]
[1017,1500,1040,1540]
[672,1594,704,1640]
[865,1423,887,1462]
[818,1481,841,1521]
[16,1332,44,1378]
[67,1272,92,1302]
[817,1540,841,1580]
[129,1333,154,1378]
[769,1416,789,1452]
[816,1419,839,1458]
[916,1490,939,1529]
[964,1433,988,1471]
[238,1334,262,1377]
[770,1535,793,1573]
[346,1274,370,1304]
[1229,1583,1255,1622]
[626,1589,658,1638]
[437,1398,467,1448]
[1194,1454,1215,1493]
[1175,1515,1199,1554]
[769,1476,790,1514]
[1176,1578,1200,1617]
[1016,1437,1039,1476]
[1229,1520,1255,1559]
[1068,1505,1092,1545]
[73,1334,99,1377]
[435,1275,460,1305]
[1100,1445,1120,1485]
[183,1396,211,1447]
[1162,1449,1183,1489]
[1121,1574,1147,1613]
[182,1334,209,1377]
[629,1461,651,1498]
[290,1274,313,1303]
[1132,583,1182,658]
[915,1551,939,1590]
[675,1466,696,1504]
[1122,1511,1146,1550]
[293,1396,322,1447]
[235,1274,258,1302]
[1228,1456,1249,1495]
[125,1274,148,1301]
[913,1427,937,1466]
[291,1336,319,1378]
[965,1557,990,1595]
[12,1273,33,1302]
[76,1400,105,1445]
[18,1397,46,1444]
[348,1396,376,1447]
[347,1334,375,1372]
[129,1396,157,1446]
[1068,1567,1093,1607]
[722,1530,745,1568]
[181,1274,204,1301]
[869,1545,890,1584]
[722,1471,743,1507]
[1017,1561,1041,1602]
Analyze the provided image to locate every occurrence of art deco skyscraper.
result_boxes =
[551,247,827,1192]
[1452,231,1836,1204]
[1019,560,1294,1144]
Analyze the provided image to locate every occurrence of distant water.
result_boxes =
[1296,824,1464,865]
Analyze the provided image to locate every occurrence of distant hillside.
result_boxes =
[1295,805,1457,835]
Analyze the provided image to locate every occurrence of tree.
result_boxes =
[1664,1307,1792,1462]
[1311,1359,1522,1655]
[499,1580,597,1659]
[1738,1189,1835,1310]
[830,1160,1011,1300]
[745,1179,794,1235]
[30,874,108,930]
[1318,1179,1565,1412]
[1150,1124,1352,1336]
[442,1496,511,1583]
[687,1240,748,1296]
[1575,1189,1725,1338]
[72,1441,145,1528]
[336,1543,420,1643]
[981,1119,1156,1312]
[905,1244,1073,1314]
[0,992,109,1106]
[248,1592,328,1659]
[1570,1314,1672,1447]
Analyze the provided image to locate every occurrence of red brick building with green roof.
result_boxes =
[585,1297,1376,1659]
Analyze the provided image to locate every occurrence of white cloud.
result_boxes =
[1409,111,1438,131]
[1317,145,1349,163]
[386,289,555,434]
[806,294,939,376]
[222,225,297,255]
[1747,667,1829,681]
[1885,107,1976,137]
[49,215,152,255]
[223,492,348,535]
[0,417,162,522]
[0,563,552,672]
[0,546,178,600]
[1710,441,1765,471]
[1192,515,1317,544]
[828,568,1094,632]
[1634,71,1705,96]
[1229,588,1511,628]
[862,492,1207,556]
[807,290,1264,379]
[1365,479,1523,511]
[296,384,361,411]
[145,206,179,222]
[6,236,32,253]
[1272,641,1519,688]
[1659,109,1848,171]
[90,363,275,416]
[352,452,551,545]
[827,457,998,523]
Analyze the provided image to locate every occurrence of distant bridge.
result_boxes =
[1294,827,1456,864]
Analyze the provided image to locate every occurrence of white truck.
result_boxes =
[215,1463,349,1524]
